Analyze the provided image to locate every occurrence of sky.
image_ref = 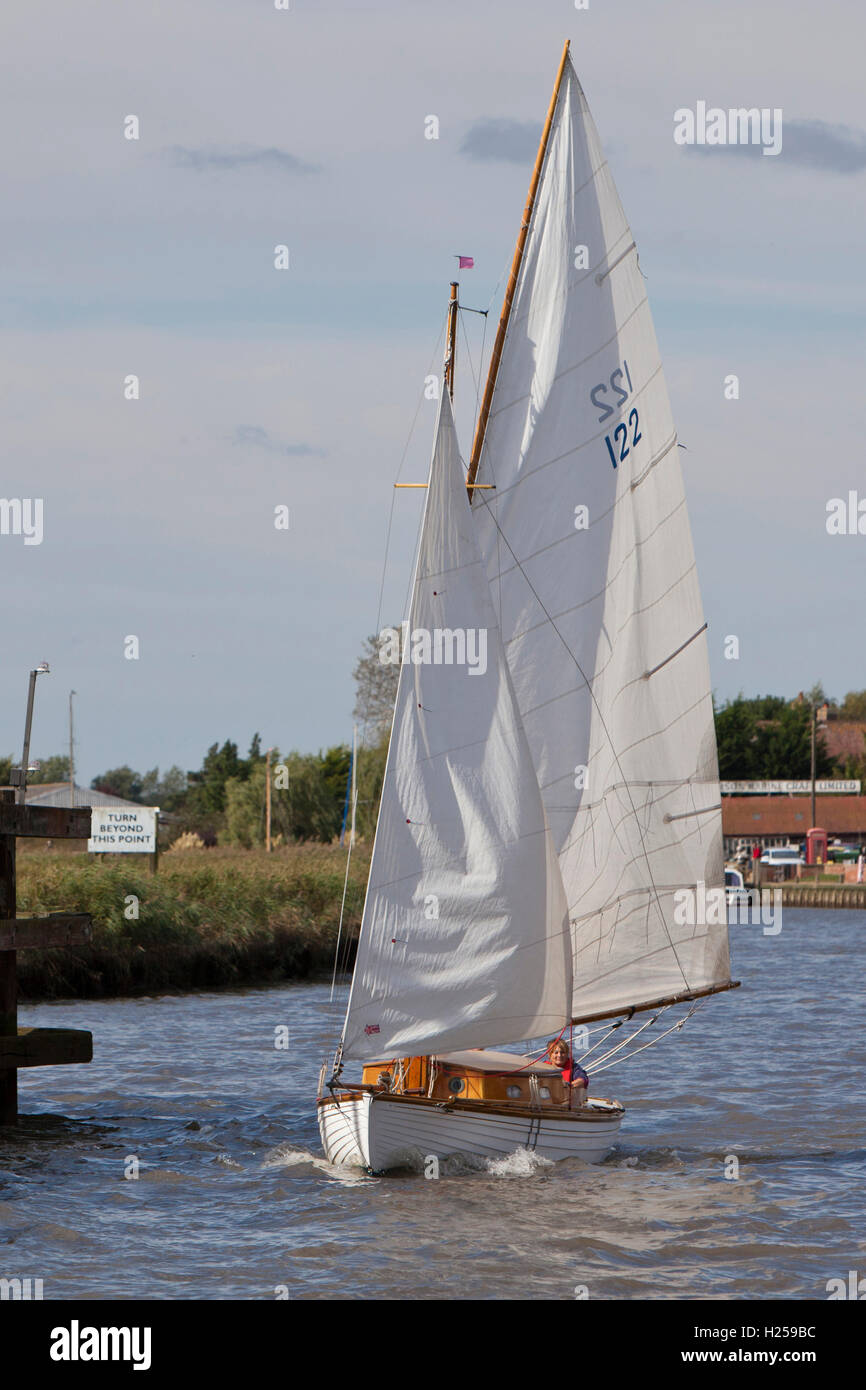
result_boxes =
[1,0,864,785]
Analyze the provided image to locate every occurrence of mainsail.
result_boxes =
[341,392,571,1062]
[469,54,731,1022]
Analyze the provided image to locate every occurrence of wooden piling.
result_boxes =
[0,790,18,1124]
[0,789,93,1126]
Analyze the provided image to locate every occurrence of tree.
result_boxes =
[715,697,759,780]
[142,765,188,811]
[714,695,833,779]
[279,753,347,841]
[30,754,71,784]
[839,690,866,722]
[319,744,352,812]
[222,749,347,846]
[755,704,831,779]
[803,682,835,709]
[353,628,401,744]
[223,761,270,847]
[91,765,144,800]
[185,740,246,816]
[353,737,389,838]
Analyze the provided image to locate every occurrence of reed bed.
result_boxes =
[15,843,370,1000]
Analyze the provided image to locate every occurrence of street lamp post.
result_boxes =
[810,706,817,833]
[11,663,50,806]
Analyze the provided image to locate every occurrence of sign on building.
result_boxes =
[88,807,158,853]
[720,780,861,795]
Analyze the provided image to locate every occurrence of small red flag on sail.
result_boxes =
[457,255,474,269]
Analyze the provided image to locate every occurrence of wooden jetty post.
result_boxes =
[0,788,94,1126]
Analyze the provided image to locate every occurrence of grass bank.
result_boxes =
[15,844,370,1001]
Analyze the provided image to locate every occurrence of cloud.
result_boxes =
[685,118,866,172]
[167,145,321,174]
[231,425,326,457]
[782,119,866,172]
[459,119,540,164]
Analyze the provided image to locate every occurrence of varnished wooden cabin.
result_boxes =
[361,1048,571,1107]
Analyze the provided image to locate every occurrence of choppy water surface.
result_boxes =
[2,908,864,1300]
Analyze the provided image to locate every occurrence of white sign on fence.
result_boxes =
[720,780,861,795]
[88,806,158,853]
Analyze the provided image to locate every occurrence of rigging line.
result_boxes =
[330,784,358,1003]
[574,1019,629,1064]
[476,300,489,428]
[459,309,480,403]
[473,490,694,993]
[591,1001,704,1073]
[584,1006,671,1069]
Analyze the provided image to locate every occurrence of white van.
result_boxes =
[760,845,803,866]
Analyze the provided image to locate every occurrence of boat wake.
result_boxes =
[262,1143,374,1185]
[486,1147,555,1178]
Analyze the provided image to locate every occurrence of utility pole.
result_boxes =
[12,664,50,807]
[265,747,273,853]
[69,690,76,806]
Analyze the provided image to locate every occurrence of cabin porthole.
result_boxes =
[538,1086,551,1100]
[506,1085,521,1099]
[448,1077,465,1094]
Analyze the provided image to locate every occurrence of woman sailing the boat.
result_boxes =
[547,1040,589,1104]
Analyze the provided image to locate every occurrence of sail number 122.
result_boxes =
[589,360,642,469]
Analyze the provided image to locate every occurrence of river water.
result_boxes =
[1,907,863,1301]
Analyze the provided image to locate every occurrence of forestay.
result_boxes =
[470,57,730,1021]
[341,393,571,1062]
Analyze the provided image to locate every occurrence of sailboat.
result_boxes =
[318,41,737,1173]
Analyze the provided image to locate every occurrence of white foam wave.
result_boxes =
[486,1146,555,1178]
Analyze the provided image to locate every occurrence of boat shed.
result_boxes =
[722,795,866,854]
[24,783,146,810]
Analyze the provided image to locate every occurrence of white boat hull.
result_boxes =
[318,1091,623,1172]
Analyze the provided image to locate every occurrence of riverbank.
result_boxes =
[15,844,370,1000]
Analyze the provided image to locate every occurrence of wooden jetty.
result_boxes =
[0,788,94,1125]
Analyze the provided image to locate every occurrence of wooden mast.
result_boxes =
[466,38,571,498]
[444,280,458,401]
